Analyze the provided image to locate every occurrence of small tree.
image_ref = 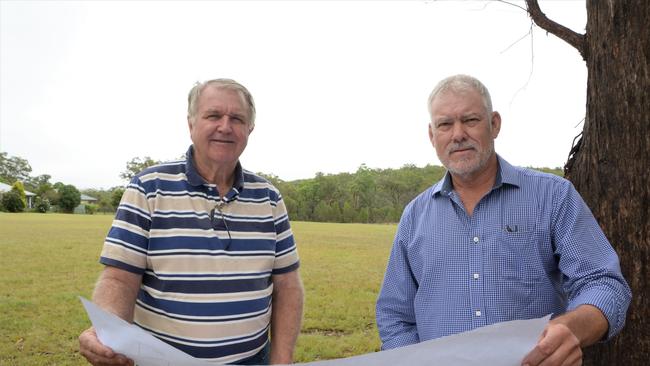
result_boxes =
[58,184,81,213]
[120,156,160,182]
[0,152,32,184]
[2,191,25,212]
[111,187,125,210]
[11,181,27,208]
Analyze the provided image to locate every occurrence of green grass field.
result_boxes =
[0,213,396,365]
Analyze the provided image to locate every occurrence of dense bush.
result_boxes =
[58,184,81,213]
[33,197,51,213]
[84,203,98,215]
[1,191,25,212]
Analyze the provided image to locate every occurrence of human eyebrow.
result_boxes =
[461,113,482,121]
[434,117,453,127]
[229,113,247,121]
[203,109,223,117]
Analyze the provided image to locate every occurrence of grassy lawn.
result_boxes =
[0,213,395,365]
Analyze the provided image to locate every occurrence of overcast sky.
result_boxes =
[0,0,587,189]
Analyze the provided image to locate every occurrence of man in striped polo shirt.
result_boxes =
[80,79,304,365]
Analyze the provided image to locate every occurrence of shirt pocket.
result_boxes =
[497,225,543,284]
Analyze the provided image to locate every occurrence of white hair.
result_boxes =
[187,78,256,128]
[427,74,493,120]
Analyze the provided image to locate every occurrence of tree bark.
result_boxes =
[526,1,650,364]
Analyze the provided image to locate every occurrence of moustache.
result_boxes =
[447,143,477,154]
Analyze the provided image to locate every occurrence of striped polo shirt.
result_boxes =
[99,146,300,364]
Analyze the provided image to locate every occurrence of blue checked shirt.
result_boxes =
[376,156,631,350]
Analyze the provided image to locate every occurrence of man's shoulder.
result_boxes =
[128,160,191,194]
[241,170,282,198]
[510,165,571,189]
[404,183,440,212]
[242,169,271,184]
[134,160,187,179]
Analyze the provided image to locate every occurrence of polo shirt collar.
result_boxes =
[184,145,245,193]
[431,154,521,198]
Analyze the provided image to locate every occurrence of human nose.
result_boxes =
[216,116,234,133]
[450,121,467,142]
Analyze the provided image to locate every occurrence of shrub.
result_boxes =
[84,203,98,215]
[33,197,51,213]
[58,184,81,213]
[2,191,25,212]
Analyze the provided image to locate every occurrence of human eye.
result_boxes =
[228,114,248,126]
[206,113,222,121]
[463,116,480,125]
[436,120,452,130]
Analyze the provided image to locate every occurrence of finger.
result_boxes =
[79,328,116,359]
[522,332,561,365]
[81,352,132,366]
[79,327,135,365]
[559,346,582,366]
[536,334,582,366]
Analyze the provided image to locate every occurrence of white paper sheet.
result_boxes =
[81,297,549,366]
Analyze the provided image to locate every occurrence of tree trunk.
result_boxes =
[526,1,650,364]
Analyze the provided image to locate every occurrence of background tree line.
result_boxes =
[120,155,562,224]
[262,164,563,223]
[1,151,562,220]
[0,151,122,213]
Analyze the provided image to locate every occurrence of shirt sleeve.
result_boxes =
[552,179,632,340]
[376,204,420,349]
[99,177,152,274]
[270,189,299,274]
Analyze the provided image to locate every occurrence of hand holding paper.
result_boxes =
[81,296,549,366]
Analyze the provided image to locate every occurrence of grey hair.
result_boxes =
[427,74,493,120]
[187,78,256,128]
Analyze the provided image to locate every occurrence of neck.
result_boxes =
[450,154,498,215]
[193,156,237,197]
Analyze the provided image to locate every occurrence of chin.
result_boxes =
[447,160,481,176]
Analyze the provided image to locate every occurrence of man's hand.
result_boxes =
[522,305,609,366]
[79,267,142,365]
[521,323,582,366]
[79,327,134,366]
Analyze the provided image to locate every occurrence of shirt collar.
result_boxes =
[185,145,245,193]
[431,154,521,198]
[496,155,521,189]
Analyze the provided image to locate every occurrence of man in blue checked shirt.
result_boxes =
[376,74,631,366]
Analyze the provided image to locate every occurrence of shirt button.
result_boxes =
[473,236,479,243]
[473,273,480,279]
[475,310,482,317]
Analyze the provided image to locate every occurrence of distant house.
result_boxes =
[80,194,98,204]
[74,194,98,214]
[0,181,36,209]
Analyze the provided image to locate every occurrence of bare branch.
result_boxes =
[500,28,532,54]
[508,23,535,107]
[525,0,586,60]
[494,0,527,13]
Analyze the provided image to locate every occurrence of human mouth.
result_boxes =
[449,145,476,154]
[210,139,234,144]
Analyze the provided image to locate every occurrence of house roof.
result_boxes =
[0,181,36,196]
[80,194,98,201]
